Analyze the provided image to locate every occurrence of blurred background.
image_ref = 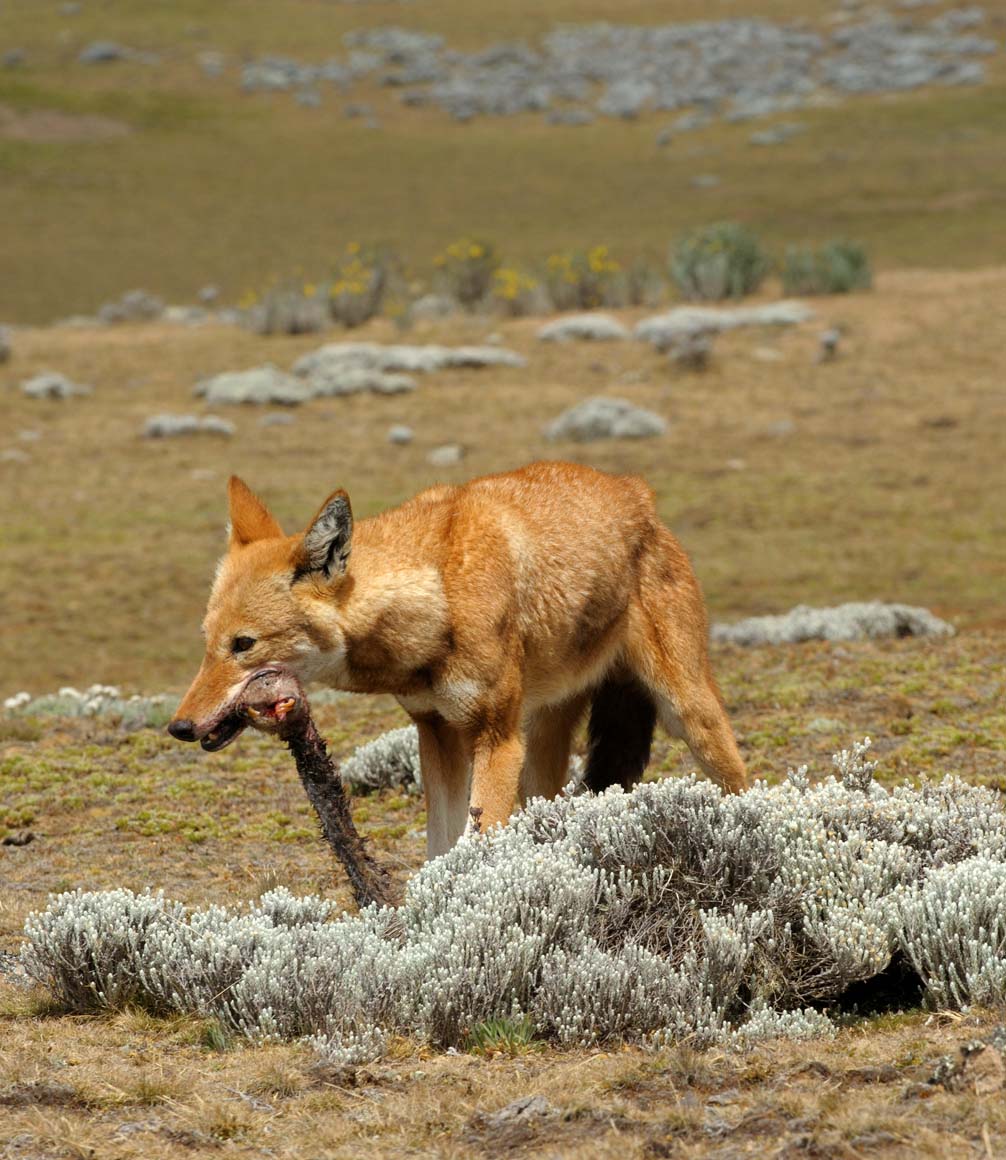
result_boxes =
[1,0,1004,693]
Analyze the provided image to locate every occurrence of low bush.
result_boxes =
[328,243,392,328]
[245,284,328,336]
[782,240,872,295]
[492,267,547,317]
[544,246,623,311]
[669,222,770,301]
[433,238,500,309]
[20,742,1006,1064]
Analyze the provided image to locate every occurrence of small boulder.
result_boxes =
[544,397,666,442]
[387,425,414,445]
[21,372,91,400]
[537,314,630,343]
[427,443,465,467]
[143,413,234,438]
[196,365,310,406]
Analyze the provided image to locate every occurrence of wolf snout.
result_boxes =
[167,717,198,742]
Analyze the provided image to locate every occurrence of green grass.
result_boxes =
[0,2,1005,320]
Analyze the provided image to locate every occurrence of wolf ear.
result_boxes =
[228,477,284,547]
[295,489,353,580]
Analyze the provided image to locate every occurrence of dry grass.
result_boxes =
[3,984,1006,1159]
[1,267,1004,693]
[0,1,1005,319]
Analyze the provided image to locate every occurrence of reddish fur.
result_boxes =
[172,462,747,859]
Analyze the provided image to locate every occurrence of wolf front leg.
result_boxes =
[468,718,525,837]
[416,716,471,860]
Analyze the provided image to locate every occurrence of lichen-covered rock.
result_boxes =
[98,289,164,324]
[306,366,416,397]
[636,301,814,346]
[537,314,630,342]
[21,372,91,400]
[427,443,465,467]
[711,602,954,646]
[292,342,525,378]
[196,365,311,406]
[544,397,666,442]
[143,414,235,438]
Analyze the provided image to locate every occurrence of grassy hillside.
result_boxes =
[1,0,1005,321]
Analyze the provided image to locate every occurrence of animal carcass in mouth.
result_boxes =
[238,668,397,911]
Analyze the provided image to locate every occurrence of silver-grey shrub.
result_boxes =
[669,222,771,301]
[340,725,422,792]
[711,602,954,646]
[19,743,1006,1060]
[3,685,174,730]
[782,241,872,296]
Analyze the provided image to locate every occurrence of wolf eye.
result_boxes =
[232,636,256,654]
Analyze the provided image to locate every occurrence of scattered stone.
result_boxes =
[690,174,721,189]
[752,346,785,362]
[227,13,1000,123]
[0,326,10,363]
[296,89,322,107]
[306,366,416,397]
[427,443,464,467]
[636,301,813,346]
[78,41,127,65]
[0,448,30,464]
[2,49,27,69]
[98,289,164,324]
[546,108,594,126]
[666,331,713,370]
[198,51,226,78]
[544,397,666,442]
[537,313,630,342]
[162,305,209,326]
[143,414,234,438]
[292,342,525,378]
[259,412,295,427]
[17,430,41,442]
[409,294,457,320]
[806,716,844,733]
[21,372,91,400]
[479,1095,556,1129]
[766,418,796,438]
[673,110,714,132]
[749,121,805,145]
[196,365,311,406]
[817,327,842,362]
[711,602,955,646]
[197,284,220,306]
[387,424,414,445]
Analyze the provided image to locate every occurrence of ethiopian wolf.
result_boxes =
[169,462,747,858]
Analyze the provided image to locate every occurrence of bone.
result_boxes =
[239,669,398,911]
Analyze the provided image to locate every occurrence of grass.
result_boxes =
[1,3,1005,320]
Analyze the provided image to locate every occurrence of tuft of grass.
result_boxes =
[465,1015,544,1057]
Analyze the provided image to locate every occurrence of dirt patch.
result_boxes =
[0,105,132,142]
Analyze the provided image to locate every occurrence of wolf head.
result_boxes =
[167,477,352,750]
